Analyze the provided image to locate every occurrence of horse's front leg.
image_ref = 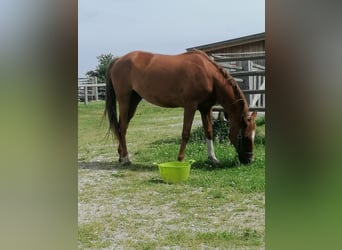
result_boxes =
[178,106,197,161]
[200,108,220,164]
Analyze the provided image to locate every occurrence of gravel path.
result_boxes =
[78,167,265,249]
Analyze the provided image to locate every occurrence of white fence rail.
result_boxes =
[78,77,106,104]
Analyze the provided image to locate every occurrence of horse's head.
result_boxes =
[235,111,257,164]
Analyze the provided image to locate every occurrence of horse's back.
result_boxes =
[114,50,207,72]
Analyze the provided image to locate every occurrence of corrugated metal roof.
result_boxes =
[186,32,265,52]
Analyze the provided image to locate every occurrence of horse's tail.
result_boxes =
[103,58,121,142]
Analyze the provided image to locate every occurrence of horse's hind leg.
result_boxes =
[200,108,220,164]
[117,91,142,165]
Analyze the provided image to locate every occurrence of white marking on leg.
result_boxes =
[251,130,256,143]
[206,139,219,163]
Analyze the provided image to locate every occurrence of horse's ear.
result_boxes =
[246,111,257,122]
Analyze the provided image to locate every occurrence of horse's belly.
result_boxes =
[141,93,183,108]
[133,81,186,108]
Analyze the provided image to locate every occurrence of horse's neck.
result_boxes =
[215,77,248,121]
[210,62,249,127]
[218,95,247,129]
[216,87,239,116]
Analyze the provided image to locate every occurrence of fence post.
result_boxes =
[94,77,98,101]
[84,85,88,105]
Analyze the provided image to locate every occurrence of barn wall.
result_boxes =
[205,40,265,54]
[200,39,265,68]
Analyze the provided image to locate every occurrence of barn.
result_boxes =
[187,32,265,112]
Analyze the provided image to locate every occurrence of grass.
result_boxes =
[78,100,265,249]
[78,222,111,249]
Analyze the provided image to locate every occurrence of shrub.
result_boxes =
[190,116,265,145]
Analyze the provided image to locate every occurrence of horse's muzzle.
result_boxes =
[238,152,254,164]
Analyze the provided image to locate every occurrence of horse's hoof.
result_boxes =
[208,156,220,165]
[121,160,131,166]
[119,156,131,166]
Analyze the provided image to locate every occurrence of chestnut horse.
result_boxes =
[104,50,257,165]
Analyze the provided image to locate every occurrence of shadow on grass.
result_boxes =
[191,158,240,170]
[147,177,167,184]
[78,161,156,172]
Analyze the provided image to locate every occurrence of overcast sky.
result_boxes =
[78,0,264,77]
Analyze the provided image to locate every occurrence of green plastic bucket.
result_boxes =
[155,160,195,183]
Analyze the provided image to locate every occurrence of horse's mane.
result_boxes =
[189,49,249,115]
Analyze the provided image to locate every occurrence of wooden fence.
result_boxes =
[78,77,106,104]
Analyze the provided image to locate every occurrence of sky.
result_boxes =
[78,0,264,77]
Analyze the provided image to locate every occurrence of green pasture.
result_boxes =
[78,100,265,249]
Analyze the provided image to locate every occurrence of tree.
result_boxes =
[86,53,116,82]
